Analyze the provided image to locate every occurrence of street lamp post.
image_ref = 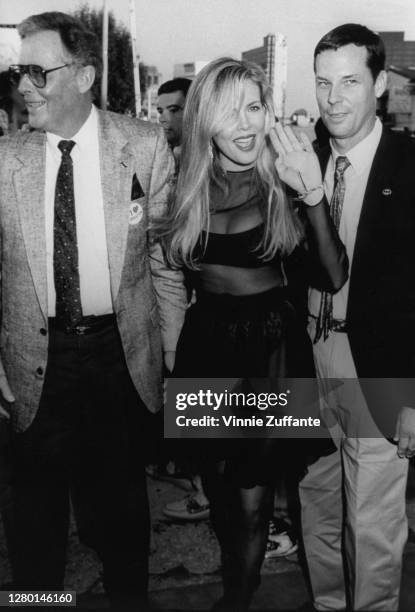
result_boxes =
[100,0,109,110]
[129,0,141,116]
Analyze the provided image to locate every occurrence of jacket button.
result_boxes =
[40,328,47,336]
[36,367,44,376]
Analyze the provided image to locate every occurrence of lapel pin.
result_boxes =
[121,161,128,168]
[382,188,392,196]
[129,201,143,225]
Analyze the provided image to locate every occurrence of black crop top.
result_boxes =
[200,224,282,268]
[195,168,282,269]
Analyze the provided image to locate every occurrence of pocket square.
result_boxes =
[131,173,145,200]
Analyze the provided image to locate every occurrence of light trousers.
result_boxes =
[300,326,409,611]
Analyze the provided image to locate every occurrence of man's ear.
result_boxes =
[375,69,387,99]
[77,65,96,94]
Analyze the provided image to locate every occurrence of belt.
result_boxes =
[331,318,348,333]
[48,313,116,335]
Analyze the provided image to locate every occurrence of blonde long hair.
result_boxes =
[162,57,303,269]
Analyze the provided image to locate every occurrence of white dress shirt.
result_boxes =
[45,105,113,317]
[309,117,383,321]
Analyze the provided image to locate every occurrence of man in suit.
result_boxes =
[300,24,415,611]
[0,11,186,609]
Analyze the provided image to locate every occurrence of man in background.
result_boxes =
[153,76,212,520]
[157,77,191,162]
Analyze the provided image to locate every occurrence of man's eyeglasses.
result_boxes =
[8,63,73,88]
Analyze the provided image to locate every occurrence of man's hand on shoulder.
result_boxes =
[0,369,15,420]
[394,406,415,458]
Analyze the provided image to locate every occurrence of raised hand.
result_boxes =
[269,123,323,202]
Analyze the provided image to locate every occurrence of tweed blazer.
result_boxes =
[0,109,187,432]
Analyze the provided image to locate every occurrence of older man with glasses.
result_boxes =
[0,11,186,610]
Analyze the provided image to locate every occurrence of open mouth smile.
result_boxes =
[233,135,256,151]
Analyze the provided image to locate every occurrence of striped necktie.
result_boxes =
[314,155,350,343]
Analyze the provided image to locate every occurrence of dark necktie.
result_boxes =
[314,155,350,343]
[54,140,83,330]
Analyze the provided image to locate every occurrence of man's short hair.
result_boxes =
[157,78,192,98]
[314,23,385,81]
[18,11,102,80]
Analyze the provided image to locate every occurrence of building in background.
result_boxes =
[386,67,415,130]
[145,65,161,89]
[378,30,415,131]
[380,31,415,69]
[242,34,275,86]
[242,33,287,119]
[173,61,210,80]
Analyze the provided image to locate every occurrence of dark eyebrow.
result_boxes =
[244,99,262,108]
[316,73,360,80]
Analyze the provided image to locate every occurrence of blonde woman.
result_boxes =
[162,58,347,610]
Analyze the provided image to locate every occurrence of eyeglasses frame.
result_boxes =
[8,63,74,88]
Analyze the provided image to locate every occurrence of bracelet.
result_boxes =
[296,184,324,201]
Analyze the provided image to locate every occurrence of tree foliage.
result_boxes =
[72,5,148,115]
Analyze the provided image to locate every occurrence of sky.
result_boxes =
[1,0,415,116]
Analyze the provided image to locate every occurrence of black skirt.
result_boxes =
[174,286,315,378]
[173,286,332,488]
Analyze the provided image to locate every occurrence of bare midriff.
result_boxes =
[197,263,285,295]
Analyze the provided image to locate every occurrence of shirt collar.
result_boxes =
[46,104,97,153]
[329,117,382,176]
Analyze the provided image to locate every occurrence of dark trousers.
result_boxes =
[0,418,13,573]
[9,321,150,605]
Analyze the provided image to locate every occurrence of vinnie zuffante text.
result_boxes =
[174,389,321,428]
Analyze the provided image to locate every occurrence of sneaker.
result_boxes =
[268,516,291,537]
[163,494,210,521]
[265,518,298,558]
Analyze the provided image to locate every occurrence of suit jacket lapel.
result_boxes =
[98,110,135,301]
[10,114,144,318]
[318,135,396,320]
[13,131,48,320]
[347,129,397,319]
